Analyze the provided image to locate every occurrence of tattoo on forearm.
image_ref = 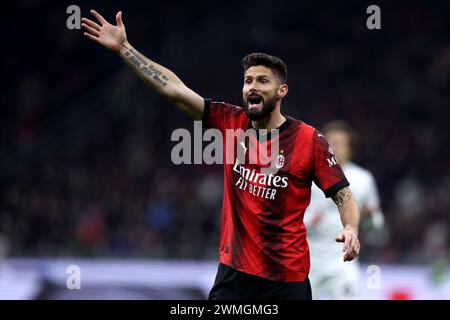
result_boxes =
[123,47,168,87]
[129,47,147,66]
[331,187,355,210]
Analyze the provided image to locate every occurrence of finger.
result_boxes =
[343,234,351,253]
[349,249,357,261]
[347,236,357,254]
[84,32,101,44]
[344,251,355,262]
[344,238,358,261]
[343,252,349,262]
[335,232,344,243]
[355,239,361,256]
[90,9,107,25]
[344,248,355,261]
[116,11,124,27]
[81,18,101,31]
[81,23,100,36]
[350,236,360,254]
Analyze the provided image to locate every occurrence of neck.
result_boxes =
[252,104,286,131]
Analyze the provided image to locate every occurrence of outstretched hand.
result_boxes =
[82,10,127,53]
[335,227,360,262]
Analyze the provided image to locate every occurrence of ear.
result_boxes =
[277,83,289,98]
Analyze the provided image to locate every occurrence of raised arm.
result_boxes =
[331,186,361,262]
[82,10,204,119]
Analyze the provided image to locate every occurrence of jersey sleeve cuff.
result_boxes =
[324,178,350,198]
[202,98,211,128]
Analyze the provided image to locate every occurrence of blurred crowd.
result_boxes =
[1,1,449,265]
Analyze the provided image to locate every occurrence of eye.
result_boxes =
[245,79,252,84]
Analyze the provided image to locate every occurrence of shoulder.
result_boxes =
[204,99,247,128]
[287,117,318,139]
[209,100,244,115]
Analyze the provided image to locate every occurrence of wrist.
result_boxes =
[118,40,130,55]
[344,225,358,235]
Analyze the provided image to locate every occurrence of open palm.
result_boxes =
[82,10,127,52]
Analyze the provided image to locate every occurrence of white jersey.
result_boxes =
[305,162,384,298]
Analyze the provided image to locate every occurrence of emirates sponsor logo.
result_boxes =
[233,159,289,188]
[233,158,288,200]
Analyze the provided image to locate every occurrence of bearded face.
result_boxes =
[242,90,278,121]
[242,65,284,121]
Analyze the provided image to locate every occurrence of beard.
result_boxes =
[242,94,278,121]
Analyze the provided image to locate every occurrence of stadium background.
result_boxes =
[1,0,449,299]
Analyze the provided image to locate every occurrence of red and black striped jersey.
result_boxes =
[203,99,349,282]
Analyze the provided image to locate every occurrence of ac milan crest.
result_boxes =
[275,154,285,169]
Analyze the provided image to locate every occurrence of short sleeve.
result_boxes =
[202,98,243,133]
[312,130,349,197]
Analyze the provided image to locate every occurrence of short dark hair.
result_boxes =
[241,53,287,83]
[322,120,359,151]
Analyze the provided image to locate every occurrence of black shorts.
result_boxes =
[208,263,312,300]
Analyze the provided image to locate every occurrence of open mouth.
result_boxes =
[248,95,263,110]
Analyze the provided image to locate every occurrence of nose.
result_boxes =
[250,81,259,90]
[248,82,259,94]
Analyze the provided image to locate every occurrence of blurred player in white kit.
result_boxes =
[305,121,385,299]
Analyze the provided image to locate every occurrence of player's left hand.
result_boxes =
[335,227,360,262]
